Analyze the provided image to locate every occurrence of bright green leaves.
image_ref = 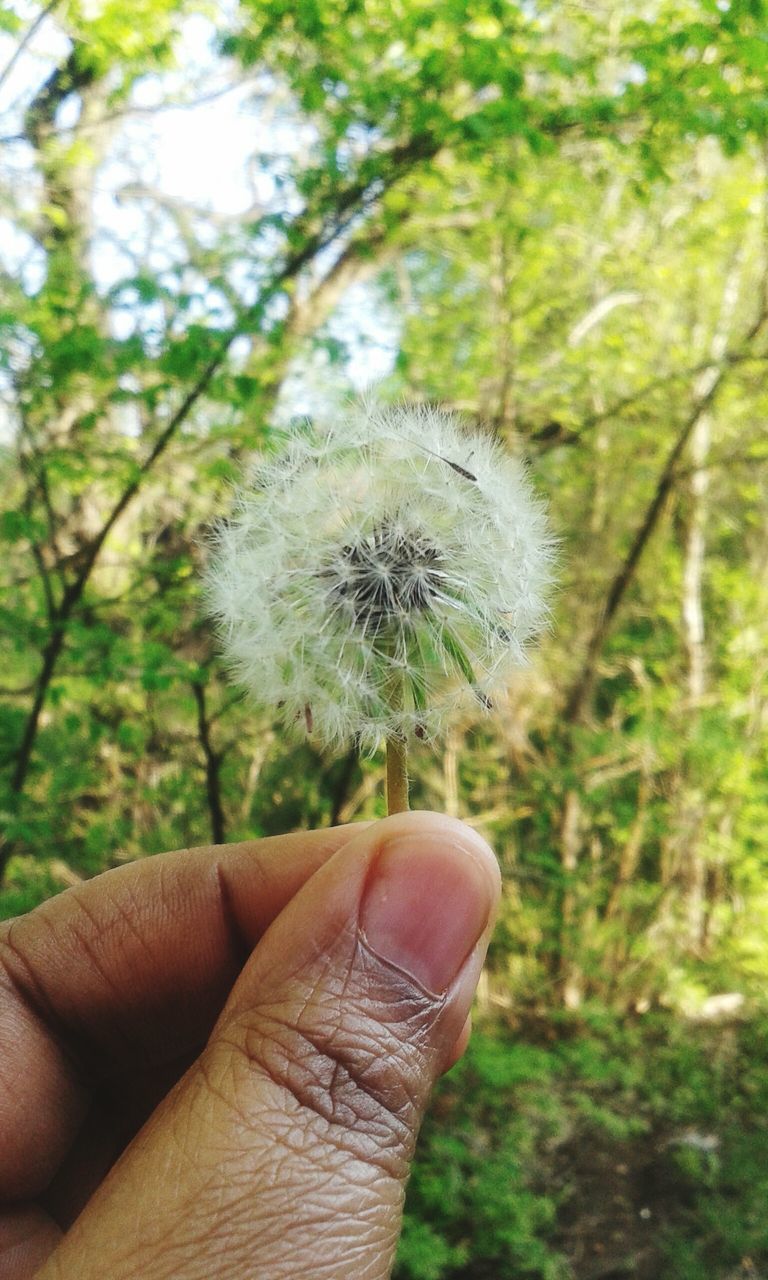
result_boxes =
[43,323,106,380]
[0,512,47,545]
[0,4,22,35]
[62,0,200,84]
[229,0,537,154]
[160,324,224,382]
[621,4,768,160]
[223,0,768,227]
[2,0,768,1022]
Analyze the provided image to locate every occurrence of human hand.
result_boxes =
[0,811,500,1279]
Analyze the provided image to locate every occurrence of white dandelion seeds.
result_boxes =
[204,401,555,767]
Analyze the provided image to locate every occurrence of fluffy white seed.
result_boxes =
[204,402,555,750]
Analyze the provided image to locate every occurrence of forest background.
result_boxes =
[2,0,768,1275]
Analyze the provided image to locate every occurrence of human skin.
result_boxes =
[0,810,500,1279]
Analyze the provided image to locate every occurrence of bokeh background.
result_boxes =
[2,1,768,1275]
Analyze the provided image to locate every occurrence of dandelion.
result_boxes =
[204,401,555,812]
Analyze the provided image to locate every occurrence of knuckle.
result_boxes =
[0,915,54,1018]
[212,939,441,1179]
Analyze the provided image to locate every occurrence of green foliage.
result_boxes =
[3,3,768,1269]
[397,1032,569,1280]
[397,1013,768,1279]
[0,856,64,919]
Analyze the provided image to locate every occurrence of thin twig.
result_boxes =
[192,683,227,845]
[0,0,60,98]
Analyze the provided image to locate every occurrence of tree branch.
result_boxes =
[0,126,443,852]
[563,282,767,725]
[192,683,226,845]
[0,0,61,97]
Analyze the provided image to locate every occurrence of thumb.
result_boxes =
[40,812,500,1280]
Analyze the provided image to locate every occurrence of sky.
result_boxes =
[0,1,400,419]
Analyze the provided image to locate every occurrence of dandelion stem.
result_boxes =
[386,734,410,813]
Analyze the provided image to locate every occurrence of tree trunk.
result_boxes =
[557,788,584,1009]
[677,402,711,946]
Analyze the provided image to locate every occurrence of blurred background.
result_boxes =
[2,0,768,1275]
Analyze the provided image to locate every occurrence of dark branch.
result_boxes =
[193,683,227,845]
[329,748,360,827]
[563,311,768,725]
[0,127,442,848]
[0,0,61,97]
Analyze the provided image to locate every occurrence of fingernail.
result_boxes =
[360,828,497,994]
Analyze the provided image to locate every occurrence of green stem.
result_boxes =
[386,734,410,814]
[382,632,410,813]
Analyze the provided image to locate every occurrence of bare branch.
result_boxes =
[192,682,226,845]
[563,262,768,725]
[0,126,443,840]
[0,77,254,146]
[567,291,643,347]
[0,0,61,98]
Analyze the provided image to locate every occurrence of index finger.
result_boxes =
[0,823,364,1198]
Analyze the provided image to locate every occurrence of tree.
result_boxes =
[2,0,768,1020]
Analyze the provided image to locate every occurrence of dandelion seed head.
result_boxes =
[204,402,556,750]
